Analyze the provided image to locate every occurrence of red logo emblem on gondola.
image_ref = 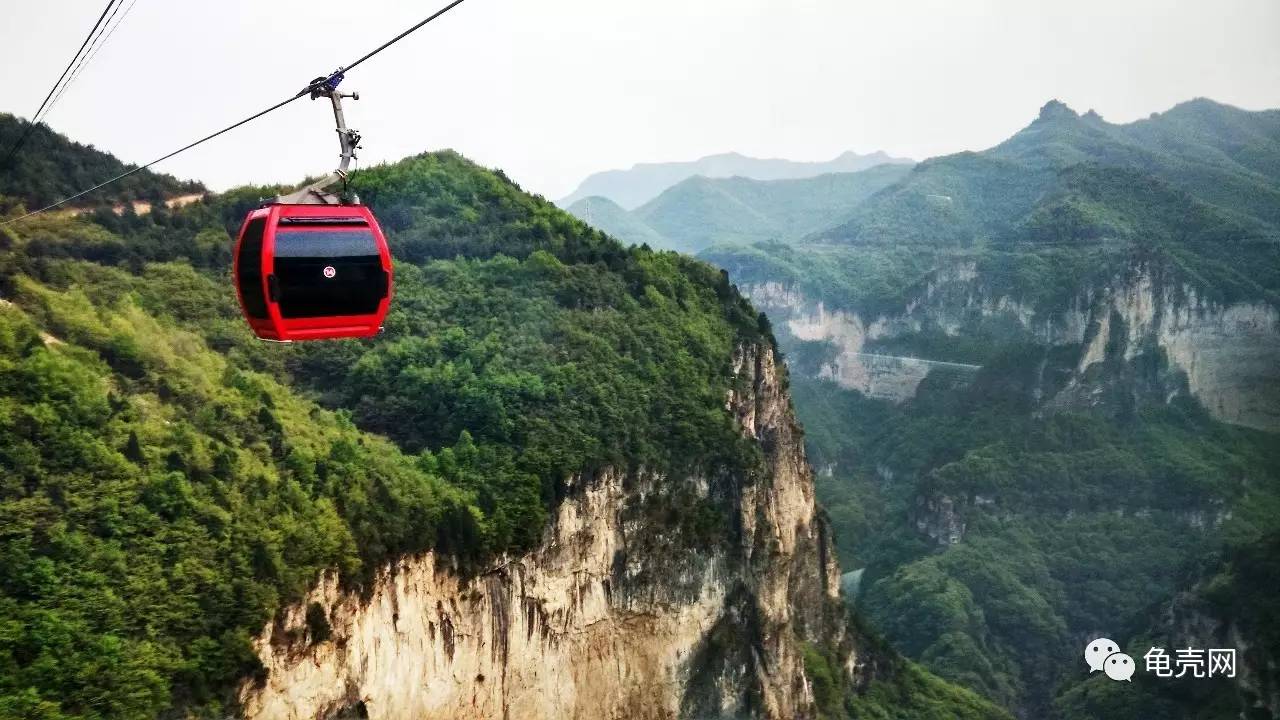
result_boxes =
[323,266,337,279]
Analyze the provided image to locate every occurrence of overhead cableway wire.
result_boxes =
[1,0,118,167]
[1,0,471,226]
[80,0,141,73]
[1,92,307,225]
[46,0,138,116]
[339,0,467,73]
[45,0,125,119]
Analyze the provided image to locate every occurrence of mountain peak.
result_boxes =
[836,149,891,162]
[1179,96,1228,110]
[568,194,625,211]
[694,151,749,163]
[1037,99,1079,121]
[1162,96,1239,120]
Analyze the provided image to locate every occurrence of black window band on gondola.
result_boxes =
[272,227,387,320]
[274,260,388,319]
[274,229,381,257]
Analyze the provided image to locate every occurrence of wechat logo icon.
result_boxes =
[1106,652,1136,682]
[1085,638,1119,672]
[1085,637,1135,682]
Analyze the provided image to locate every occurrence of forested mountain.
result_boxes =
[0,113,204,210]
[991,99,1280,230]
[701,98,1280,719]
[6,95,1275,720]
[563,194,670,249]
[558,149,912,209]
[631,164,914,254]
[567,164,914,255]
[817,98,1280,251]
[0,136,1003,719]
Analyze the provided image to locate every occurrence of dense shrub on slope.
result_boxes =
[788,359,1280,716]
[0,271,476,718]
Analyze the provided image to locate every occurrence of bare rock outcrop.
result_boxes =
[238,344,854,720]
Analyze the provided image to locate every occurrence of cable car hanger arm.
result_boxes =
[274,70,362,205]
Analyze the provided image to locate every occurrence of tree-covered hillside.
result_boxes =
[564,194,671,249]
[0,140,1001,720]
[698,98,1280,719]
[0,148,785,718]
[0,114,204,211]
[791,363,1280,717]
[710,100,1280,316]
[991,99,1280,230]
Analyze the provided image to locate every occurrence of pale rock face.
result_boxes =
[914,495,966,546]
[764,289,973,403]
[1155,589,1279,719]
[1098,275,1280,430]
[239,344,850,720]
[741,261,1280,430]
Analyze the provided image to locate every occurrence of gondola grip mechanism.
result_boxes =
[274,68,363,206]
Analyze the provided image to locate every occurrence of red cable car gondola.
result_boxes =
[232,70,393,342]
[232,203,392,341]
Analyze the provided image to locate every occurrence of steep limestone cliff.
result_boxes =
[743,261,1280,431]
[238,344,855,720]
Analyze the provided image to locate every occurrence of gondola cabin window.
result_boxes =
[273,225,388,318]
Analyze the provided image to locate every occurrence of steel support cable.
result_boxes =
[1,0,470,226]
[1,92,308,225]
[46,0,139,115]
[45,0,126,117]
[80,0,141,72]
[339,0,467,74]
[1,0,119,166]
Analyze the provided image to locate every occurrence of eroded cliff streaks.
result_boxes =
[239,344,849,720]
[743,262,1280,430]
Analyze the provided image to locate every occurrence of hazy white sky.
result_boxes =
[4,0,1279,200]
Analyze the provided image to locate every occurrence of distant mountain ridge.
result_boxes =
[818,97,1280,246]
[634,164,913,253]
[565,163,913,254]
[564,195,670,249]
[558,149,913,209]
